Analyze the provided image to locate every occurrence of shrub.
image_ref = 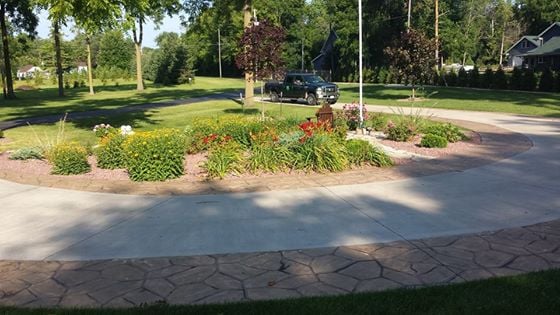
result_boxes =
[522,69,537,91]
[0,129,3,138]
[295,133,348,172]
[510,67,523,90]
[367,112,389,131]
[493,67,508,90]
[457,67,468,87]
[480,68,493,89]
[468,66,480,88]
[342,103,368,130]
[124,129,186,181]
[420,134,448,148]
[555,71,560,93]
[539,68,555,92]
[385,120,417,142]
[445,69,457,86]
[47,142,91,175]
[9,147,44,160]
[345,139,393,167]
[203,141,244,179]
[93,123,114,138]
[422,123,465,143]
[96,131,127,169]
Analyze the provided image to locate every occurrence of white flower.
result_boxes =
[120,125,134,136]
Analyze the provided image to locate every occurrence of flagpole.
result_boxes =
[358,0,364,128]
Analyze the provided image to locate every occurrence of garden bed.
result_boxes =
[0,129,480,182]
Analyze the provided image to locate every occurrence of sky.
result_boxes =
[36,10,185,48]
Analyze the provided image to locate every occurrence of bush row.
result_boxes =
[351,66,560,93]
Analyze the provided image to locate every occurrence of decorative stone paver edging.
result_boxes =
[1,219,558,308]
[0,119,531,195]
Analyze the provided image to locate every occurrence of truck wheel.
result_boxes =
[306,94,317,105]
[270,91,280,103]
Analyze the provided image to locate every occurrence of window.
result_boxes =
[521,40,529,48]
[538,56,544,64]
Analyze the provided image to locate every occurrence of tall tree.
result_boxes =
[0,0,37,99]
[122,0,181,91]
[37,0,75,97]
[516,0,560,35]
[73,0,121,95]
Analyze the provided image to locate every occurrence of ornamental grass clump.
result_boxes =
[124,129,186,181]
[203,141,244,179]
[247,130,295,173]
[295,132,349,172]
[345,139,393,167]
[47,142,91,175]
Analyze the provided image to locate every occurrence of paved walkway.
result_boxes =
[0,104,559,307]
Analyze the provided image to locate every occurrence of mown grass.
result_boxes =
[0,77,245,122]
[1,269,560,314]
[338,84,560,117]
[0,100,316,151]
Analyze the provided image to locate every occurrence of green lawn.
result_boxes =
[1,269,559,314]
[0,100,316,151]
[339,84,560,117]
[0,77,245,122]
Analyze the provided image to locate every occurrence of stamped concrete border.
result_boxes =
[0,219,558,308]
[0,119,532,195]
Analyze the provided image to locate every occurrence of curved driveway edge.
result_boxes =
[0,219,558,308]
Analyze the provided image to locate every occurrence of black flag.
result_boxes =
[313,29,337,70]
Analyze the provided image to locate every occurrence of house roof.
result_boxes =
[538,22,560,37]
[17,65,35,72]
[505,36,540,53]
[522,37,560,56]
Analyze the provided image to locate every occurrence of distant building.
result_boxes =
[76,62,88,73]
[506,22,560,70]
[16,65,42,79]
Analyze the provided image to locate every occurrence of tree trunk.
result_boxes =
[86,36,94,95]
[133,19,144,91]
[54,20,64,97]
[243,1,254,106]
[1,4,15,99]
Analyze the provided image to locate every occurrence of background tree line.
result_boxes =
[2,0,560,99]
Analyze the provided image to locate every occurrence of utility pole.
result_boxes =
[358,0,364,127]
[407,0,412,32]
[435,0,440,69]
[243,1,254,106]
[218,28,222,78]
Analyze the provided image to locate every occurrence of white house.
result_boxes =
[76,62,88,73]
[16,65,42,79]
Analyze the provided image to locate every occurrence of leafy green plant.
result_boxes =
[124,129,186,181]
[420,134,448,148]
[295,133,349,172]
[345,139,392,167]
[47,142,91,175]
[422,123,465,143]
[385,120,417,142]
[0,129,3,138]
[247,142,294,173]
[203,141,244,179]
[96,131,127,169]
[9,147,44,160]
[367,112,389,131]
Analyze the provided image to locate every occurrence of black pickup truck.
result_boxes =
[264,73,339,105]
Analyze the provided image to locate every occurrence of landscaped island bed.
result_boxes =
[0,109,531,195]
